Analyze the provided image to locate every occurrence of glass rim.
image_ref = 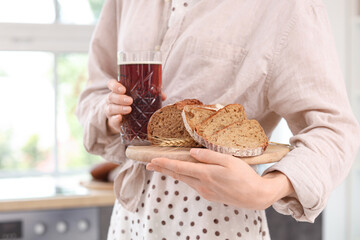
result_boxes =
[117,50,162,64]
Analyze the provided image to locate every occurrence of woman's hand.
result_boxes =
[106,79,166,135]
[106,79,133,135]
[146,148,294,210]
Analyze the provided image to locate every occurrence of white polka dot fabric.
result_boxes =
[108,171,271,240]
[168,0,202,27]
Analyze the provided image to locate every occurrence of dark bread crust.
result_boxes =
[174,99,203,110]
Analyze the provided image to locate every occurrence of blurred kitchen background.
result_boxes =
[0,0,359,240]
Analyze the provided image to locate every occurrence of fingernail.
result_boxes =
[146,164,154,171]
[190,148,200,155]
[118,87,126,93]
[123,97,132,104]
[122,106,131,112]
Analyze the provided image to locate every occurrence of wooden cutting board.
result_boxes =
[126,143,291,165]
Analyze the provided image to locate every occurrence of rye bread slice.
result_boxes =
[182,105,218,139]
[147,99,202,147]
[203,119,268,156]
[194,104,247,145]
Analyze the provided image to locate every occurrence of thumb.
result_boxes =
[190,148,231,166]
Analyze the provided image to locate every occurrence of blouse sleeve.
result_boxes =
[263,2,360,222]
[76,0,126,163]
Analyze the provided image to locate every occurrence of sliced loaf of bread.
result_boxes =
[203,119,268,156]
[147,99,202,147]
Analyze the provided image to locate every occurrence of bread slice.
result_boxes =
[147,99,202,147]
[182,105,218,138]
[194,104,247,144]
[202,119,268,156]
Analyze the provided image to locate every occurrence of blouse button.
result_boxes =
[154,45,161,51]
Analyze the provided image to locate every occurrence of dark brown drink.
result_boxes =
[118,63,162,145]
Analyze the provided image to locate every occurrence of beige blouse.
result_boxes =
[76,0,360,223]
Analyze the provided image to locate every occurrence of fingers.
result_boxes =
[107,92,133,106]
[149,158,208,178]
[107,79,126,94]
[190,148,232,166]
[105,79,133,130]
[105,104,132,118]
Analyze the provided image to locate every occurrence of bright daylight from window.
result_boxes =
[0,0,104,176]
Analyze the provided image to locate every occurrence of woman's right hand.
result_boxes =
[105,79,133,135]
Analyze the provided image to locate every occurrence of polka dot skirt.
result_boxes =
[107,172,271,240]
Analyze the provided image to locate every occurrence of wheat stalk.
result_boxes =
[151,137,201,147]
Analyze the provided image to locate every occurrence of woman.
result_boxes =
[76,0,360,239]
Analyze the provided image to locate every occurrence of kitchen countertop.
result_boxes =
[0,175,116,212]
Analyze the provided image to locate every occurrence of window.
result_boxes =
[0,0,105,177]
[0,0,55,24]
[57,53,101,171]
[0,52,55,174]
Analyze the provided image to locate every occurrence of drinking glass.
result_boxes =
[117,51,162,145]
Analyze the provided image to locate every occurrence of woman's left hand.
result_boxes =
[146,148,294,210]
